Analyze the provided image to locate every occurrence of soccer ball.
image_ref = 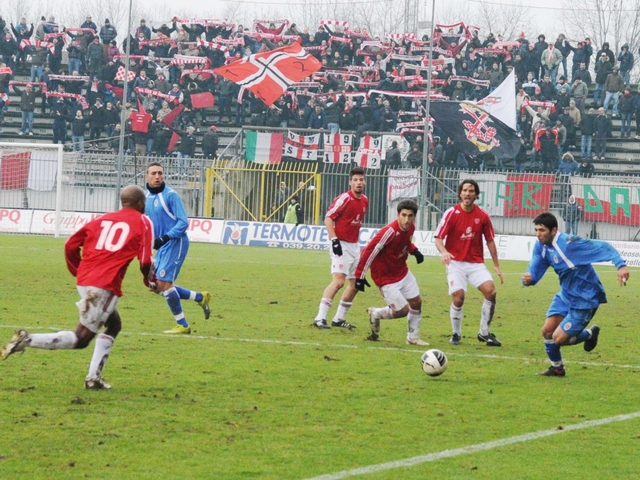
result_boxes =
[420,349,448,377]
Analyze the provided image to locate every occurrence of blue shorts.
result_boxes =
[155,236,189,282]
[547,293,598,336]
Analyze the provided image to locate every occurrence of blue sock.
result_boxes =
[544,339,563,367]
[174,285,203,303]
[162,287,189,327]
[567,329,590,345]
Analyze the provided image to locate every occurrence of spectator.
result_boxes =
[51,97,69,145]
[571,42,589,80]
[67,39,83,75]
[71,109,90,152]
[533,34,548,78]
[536,126,560,171]
[284,196,303,225]
[202,125,219,159]
[100,19,117,46]
[25,44,48,82]
[603,66,624,117]
[557,152,579,175]
[514,135,528,172]
[81,15,97,32]
[580,108,596,159]
[1,31,18,71]
[573,62,592,86]
[578,158,595,177]
[555,119,567,157]
[554,33,573,79]
[172,125,197,174]
[308,104,324,129]
[593,53,613,106]
[86,37,105,81]
[566,101,581,148]
[570,77,588,115]
[385,140,402,167]
[89,98,106,140]
[593,107,612,160]
[488,62,504,92]
[541,41,562,84]
[619,87,634,138]
[13,82,40,135]
[596,42,615,66]
[562,194,583,235]
[136,19,151,40]
[406,144,423,168]
[617,43,634,85]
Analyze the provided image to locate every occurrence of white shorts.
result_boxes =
[379,270,420,312]
[446,261,493,295]
[330,241,360,279]
[76,286,119,333]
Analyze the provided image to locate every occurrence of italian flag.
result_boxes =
[245,131,284,164]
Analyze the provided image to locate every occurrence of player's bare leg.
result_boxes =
[477,281,501,346]
[449,289,465,345]
[314,273,346,329]
[331,279,358,329]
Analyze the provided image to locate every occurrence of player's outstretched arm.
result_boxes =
[618,266,630,286]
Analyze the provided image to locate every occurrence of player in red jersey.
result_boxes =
[313,167,368,330]
[434,179,504,347]
[355,199,428,345]
[1,186,155,390]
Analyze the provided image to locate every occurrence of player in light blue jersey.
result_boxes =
[145,162,211,334]
[522,212,629,377]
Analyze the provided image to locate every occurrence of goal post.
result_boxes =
[0,142,64,237]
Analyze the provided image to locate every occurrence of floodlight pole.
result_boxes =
[419,0,437,230]
[116,0,134,210]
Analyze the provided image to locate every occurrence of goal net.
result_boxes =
[0,142,65,236]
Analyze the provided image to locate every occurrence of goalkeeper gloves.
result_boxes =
[331,238,343,256]
[355,278,371,292]
[412,248,424,264]
[154,234,171,250]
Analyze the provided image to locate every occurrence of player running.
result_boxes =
[313,167,368,330]
[523,212,629,377]
[1,186,154,389]
[145,162,210,334]
[434,179,504,346]
[355,199,428,345]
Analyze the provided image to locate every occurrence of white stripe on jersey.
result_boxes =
[360,226,394,277]
[434,206,456,238]
[158,192,177,221]
[325,192,350,218]
[552,234,575,268]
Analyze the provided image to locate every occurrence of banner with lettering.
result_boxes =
[283,130,320,160]
[388,169,420,201]
[323,133,353,164]
[570,177,640,226]
[463,173,555,218]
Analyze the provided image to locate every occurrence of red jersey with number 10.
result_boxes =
[434,204,495,263]
[64,208,154,297]
[325,190,368,243]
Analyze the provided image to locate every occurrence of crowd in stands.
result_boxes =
[0,13,639,172]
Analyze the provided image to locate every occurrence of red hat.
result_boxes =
[210,125,217,131]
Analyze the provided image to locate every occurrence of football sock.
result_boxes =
[407,308,421,338]
[332,301,352,322]
[544,338,564,367]
[28,331,77,349]
[87,333,114,379]
[315,298,332,321]
[566,329,590,345]
[450,304,463,335]
[162,287,189,327]
[371,306,394,320]
[174,285,203,303]
[479,299,495,336]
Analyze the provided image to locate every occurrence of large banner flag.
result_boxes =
[463,172,555,217]
[570,176,640,226]
[323,133,353,164]
[388,169,420,201]
[214,42,322,106]
[354,135,382,169]
[0,150,57,191]
[283,130,320,160]
[245,131,284,164]
[429,101,521,159]
[476,70,517,131]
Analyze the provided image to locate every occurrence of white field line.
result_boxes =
[303,411,640,480]
[1,324,639,370]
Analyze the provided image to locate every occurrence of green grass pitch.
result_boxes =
[0,235,639,479]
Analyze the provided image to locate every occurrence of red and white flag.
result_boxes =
[323,133,353,164]
[283,130,320,160]
[0,150,57,191]
[354,135,382,169]
[114,66,136,82]
[214,42,322,106]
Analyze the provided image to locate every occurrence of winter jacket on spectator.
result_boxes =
[99,22,117,44]
[594,58,612,84]
[0,35,19,56]
[25,45,48,67]
[619,91,634,114]
[71,115,90,136]
[385,146,402,167]
[580,111,596,135]
[557,156,579,174]
[596,43,615,66]
[617,44,634,72]
[174,128,197,156]
[81,19,97,31]
[323,101,342,127]
[539,78,556,100]
[594,112,612,135]
[378,107,397,132]
[570,80,589,100]
[540,45,562,70]
[86,40,105,71]
[67,42,82,60]
[152,22,177,38]
[604,70,625,92]
[136,22,151,40]
[573,65,592,86]
[308,107,324,129]
[11,24,34,43]
[556,88,570,110]
[554,35,574,60]
[13,85,40,111]
[202,128,219,157]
